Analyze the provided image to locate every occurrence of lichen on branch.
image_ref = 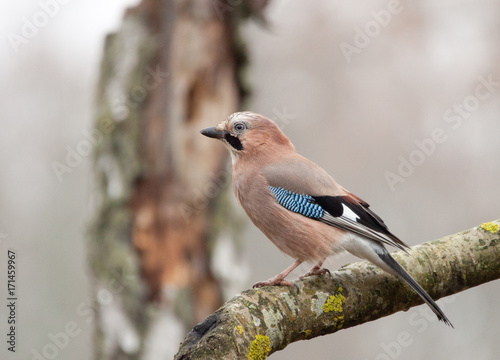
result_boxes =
[175,220,500,359]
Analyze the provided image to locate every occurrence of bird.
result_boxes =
[200,111,452,326]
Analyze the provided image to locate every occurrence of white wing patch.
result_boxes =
[321,210,408,252]
[341,203,360,222]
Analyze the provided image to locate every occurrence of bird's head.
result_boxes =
[200,111,294,161]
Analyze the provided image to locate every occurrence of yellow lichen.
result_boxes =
[236,325,244,335]
[322,287,346,329]
[323,291,345,313]
[305,329,312,337]
[481,222,499,233]
[248,335,271,360]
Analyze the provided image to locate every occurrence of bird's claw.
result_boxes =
[253,279,295,288]
[299,267,331,279]
[253,279,299,292]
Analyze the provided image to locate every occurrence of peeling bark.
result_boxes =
[175,221,500,359]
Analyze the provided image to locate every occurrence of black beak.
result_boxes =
[200,127,228,139]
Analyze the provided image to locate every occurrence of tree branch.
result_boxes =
[175,220,500,359]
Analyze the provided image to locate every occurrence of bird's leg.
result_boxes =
[253,259,302,288]
[299,259,330,279]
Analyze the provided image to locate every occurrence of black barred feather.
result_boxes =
[268,186,409,251]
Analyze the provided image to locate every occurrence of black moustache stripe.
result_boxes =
[225,134,243,151]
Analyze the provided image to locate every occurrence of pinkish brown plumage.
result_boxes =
[201,111,452,326]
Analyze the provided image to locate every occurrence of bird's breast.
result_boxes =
[232,171,345,261]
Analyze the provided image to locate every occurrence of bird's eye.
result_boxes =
[234,122,246,132]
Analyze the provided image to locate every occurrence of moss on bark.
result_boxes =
[175,220,500,359]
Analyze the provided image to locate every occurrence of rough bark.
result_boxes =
[175,220,500,359]
[88,1,264,358]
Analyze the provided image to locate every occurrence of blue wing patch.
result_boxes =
[268,186,324,218]
[268,186,410,251]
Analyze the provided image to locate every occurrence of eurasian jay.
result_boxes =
[201,111,452,326]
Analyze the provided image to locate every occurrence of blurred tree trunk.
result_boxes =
[88,1,266,359]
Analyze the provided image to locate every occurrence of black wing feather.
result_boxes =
[313,195,410,251]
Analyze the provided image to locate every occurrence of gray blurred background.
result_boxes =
[1,0,499,359]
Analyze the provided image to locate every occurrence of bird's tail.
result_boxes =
[344,237,453,327]
[376,249,453,327]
